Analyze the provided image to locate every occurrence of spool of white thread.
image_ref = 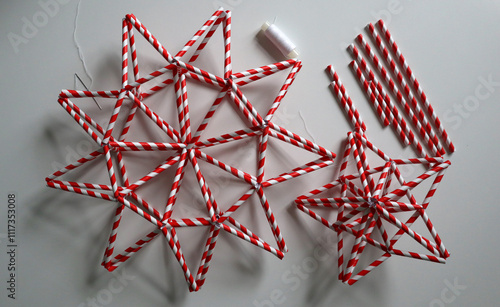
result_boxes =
[261,21,299,59]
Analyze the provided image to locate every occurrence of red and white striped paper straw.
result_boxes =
[365,26,444,156]
[348,44,417,149]
[355,33,437,157]
[326,65,367,131]
[377,20,455,153]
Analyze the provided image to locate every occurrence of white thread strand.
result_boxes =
[299,110,317,144]
[74,0,93,87]
[262,22,298,58]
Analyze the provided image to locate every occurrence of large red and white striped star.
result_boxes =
[46,8,335,291]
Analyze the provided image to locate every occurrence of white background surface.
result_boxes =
[1,0,500,306]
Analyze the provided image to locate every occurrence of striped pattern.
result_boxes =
[349,61,387,128]
[295,131,451,285]
[365,26,443,156]
[348,46,414,148]
[377,20,455,153]
[264,61,302,122]
[233,60,296,84]
[46,9,338,292]
[327,65,367,131]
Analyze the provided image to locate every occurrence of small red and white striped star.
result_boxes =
[296,130,450,285]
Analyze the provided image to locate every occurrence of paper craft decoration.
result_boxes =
[295,20,453,285]
[295,128,451,284]
[45,8,335,291]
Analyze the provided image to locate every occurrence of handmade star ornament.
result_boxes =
[46,8,335,291]
[295,130,450,285]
